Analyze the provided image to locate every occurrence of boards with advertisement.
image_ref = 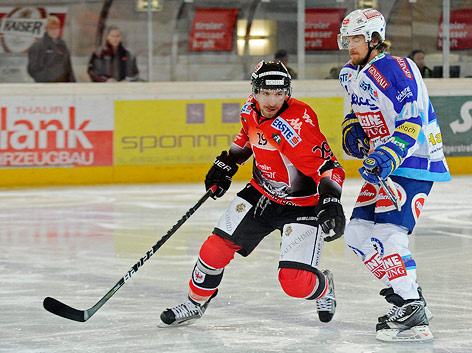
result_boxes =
[0,98,113,168]
[113,97,344,170]
[431,96,472,157]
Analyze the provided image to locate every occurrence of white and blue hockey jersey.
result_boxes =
[339,53,451,182]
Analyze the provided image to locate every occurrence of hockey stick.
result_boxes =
[43,185,217,322]
[373,170,401,211]
[358,143,401,211]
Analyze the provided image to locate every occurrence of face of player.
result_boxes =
[255,89,286,119]
[346,34,370,66]
[107,29,122,49]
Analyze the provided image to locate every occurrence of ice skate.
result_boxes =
[159,291,217,327]
[316,269,336,323]
[376,298,433,342]
[378,287,433,323]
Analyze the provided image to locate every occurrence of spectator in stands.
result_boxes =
[88,26,139,82]
[408,50,432,78]
[27,16,75,82]
[274,49,297,79]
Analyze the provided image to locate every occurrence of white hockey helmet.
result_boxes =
[337,8,386,50]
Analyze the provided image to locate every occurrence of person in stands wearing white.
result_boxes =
[337,8,450,342]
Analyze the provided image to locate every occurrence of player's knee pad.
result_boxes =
[278,268,326,300]
[199,233,241,269]
[344,218,375,261]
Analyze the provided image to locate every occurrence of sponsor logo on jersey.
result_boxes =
[235,203,246,213]
[284,225,292,236]
[391,136,408,151]
[396,86,413,102]
[271,117,301,147]
[375,181,406,212]
[351,93,377,109]
[364,253,386,280]
[367,65,390,90]
[272,133,281,145]
[355,182,378,207]
[302,109,315,126]
[287,118,303,134]
[339,72,351,83]
[241,101,252,115]
[383,254,407,280]
[357,111,390,139]
[412,193,427,222]
[393,56,413,79]
[396,121,420,139]
[360,80,379,101]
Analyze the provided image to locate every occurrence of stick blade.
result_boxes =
[43,297,87,322]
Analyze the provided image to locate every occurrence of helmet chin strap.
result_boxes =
[360,41,382,67]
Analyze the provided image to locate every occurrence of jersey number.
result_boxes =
[257,132,268,146]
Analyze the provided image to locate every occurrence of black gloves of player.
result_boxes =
[205,151,239,199]
[315,195,346,242]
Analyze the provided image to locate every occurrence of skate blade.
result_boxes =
[376,325,434,342]
[157,318,198,328]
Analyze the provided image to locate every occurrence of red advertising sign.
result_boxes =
[305,8,346,50]
[0,7,67,54]
[189,8,239,51]
[0,104,113,167]
[437,9,472,50]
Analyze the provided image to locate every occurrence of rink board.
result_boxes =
[0,80,470,187]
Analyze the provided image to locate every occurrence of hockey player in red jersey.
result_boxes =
[160,61,346,326]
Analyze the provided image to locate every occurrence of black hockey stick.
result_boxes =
[43,185,217,322]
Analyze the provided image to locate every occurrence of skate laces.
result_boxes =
[385,301,422,322]
[384,305,399,320]
[171,299,203,320]
[316,287,335,311]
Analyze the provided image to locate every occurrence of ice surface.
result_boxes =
[0,177,471,353]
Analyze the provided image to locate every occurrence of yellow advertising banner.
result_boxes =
[114,97,344,167]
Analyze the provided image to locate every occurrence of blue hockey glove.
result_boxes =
[341,113,370,159]
[359,142,404,183]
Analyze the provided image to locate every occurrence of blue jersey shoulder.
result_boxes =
[366,55,419,113]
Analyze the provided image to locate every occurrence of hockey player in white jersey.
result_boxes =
[337,8,451,342]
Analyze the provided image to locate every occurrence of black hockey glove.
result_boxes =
[315,195,345,242]
[205,151,239,199]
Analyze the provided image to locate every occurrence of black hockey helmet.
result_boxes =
[251,60,292,98]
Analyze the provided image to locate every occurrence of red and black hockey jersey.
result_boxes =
[229,95,344,207]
